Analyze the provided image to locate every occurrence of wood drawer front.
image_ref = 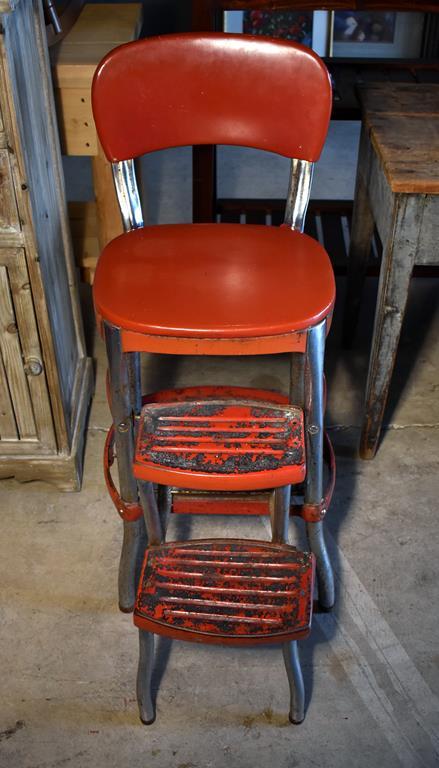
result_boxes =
[0,249,55,453]
[0,149,20,235]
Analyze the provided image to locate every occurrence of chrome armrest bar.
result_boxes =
[284,159,313,233]
[112,159,144,232]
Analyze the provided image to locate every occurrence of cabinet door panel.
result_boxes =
[0,149,20,235]
[0,249,55,452]
[0,348,17,440]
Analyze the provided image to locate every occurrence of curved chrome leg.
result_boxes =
[118,516,147,612]
[137,630,155,724]
[282,641,305,724]
[157,485,172,539]
[271,485,291,544]
[306,520,334,611]
[104,322,144,609]
[304,321,335,610]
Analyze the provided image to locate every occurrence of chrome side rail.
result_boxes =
[284,159,314,232]
[112,159,144,231]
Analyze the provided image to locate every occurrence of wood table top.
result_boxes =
[51,3,142,89]
[359,83,439,195]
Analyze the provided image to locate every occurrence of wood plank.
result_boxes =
[369,115,439,193]
[57,3,141,45]
[54,87,97,155]
[0,0,93,478]
[68,201,99,283]
[384,160,439,194]
[7,248,56,447]
[0,148,20,235]
[0,264,36,439]
[359,84,439,193]
[4,0,81,444]
[360,83,439,116]
[0,356,93,488]
[31,0,89,356]
[360,195,416,458]
[51,4,142,88]
[0,345,17,440]
[68,201,98,237]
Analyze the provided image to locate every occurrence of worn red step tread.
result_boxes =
[133,399,306,491]
[134,539,315,645]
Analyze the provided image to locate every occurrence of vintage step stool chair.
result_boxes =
[92,33,336,725]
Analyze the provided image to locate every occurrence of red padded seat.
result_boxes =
[93,224,335,338]
[134,539,315,645]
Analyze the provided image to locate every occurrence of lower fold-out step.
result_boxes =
[134,539,315,645]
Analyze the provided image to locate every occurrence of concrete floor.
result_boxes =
[1,128,439,767]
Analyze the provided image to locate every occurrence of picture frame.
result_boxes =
[331,11,425,58]
[223,10,425,60]
[223,10,330,57]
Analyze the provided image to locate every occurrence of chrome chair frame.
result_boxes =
[104,157,334,613]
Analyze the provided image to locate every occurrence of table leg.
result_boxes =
[343,134,375,348]
[92,139,124,249]
[360,197,415,458]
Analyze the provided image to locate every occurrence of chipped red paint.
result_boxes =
[103,386,289,518]
[134,539,314,646]
[133,400,306,491]
[142,385,289,406]
[301,430,336,522]
[103,386,335,522]
[104,426,143,521]
[172,492,270,516]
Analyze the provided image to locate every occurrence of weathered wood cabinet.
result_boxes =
[0,0,92,490]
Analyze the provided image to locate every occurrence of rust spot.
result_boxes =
[134,540,314,640]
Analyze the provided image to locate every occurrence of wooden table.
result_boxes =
[344,83,439,458]
[191,1,439,223]
[51,3,142,281]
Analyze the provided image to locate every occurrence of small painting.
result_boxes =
[333,11,397,45]
[243,10,314,47]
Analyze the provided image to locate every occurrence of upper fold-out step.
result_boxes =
[133,399,306,491]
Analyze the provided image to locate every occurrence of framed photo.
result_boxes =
[331,11,425,58]
[223,10,330,57]
[223,10,425,60]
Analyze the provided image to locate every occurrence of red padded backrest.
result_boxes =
[92,33,332,163]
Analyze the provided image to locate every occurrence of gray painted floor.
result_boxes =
[1,128,439,767]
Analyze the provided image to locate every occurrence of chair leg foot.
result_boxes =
[140,716,156,726]
[137,630,155,725]
[306,521,335,611]
[289,714,304,725]
[118,517,147,613]
[283,641,305,725]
